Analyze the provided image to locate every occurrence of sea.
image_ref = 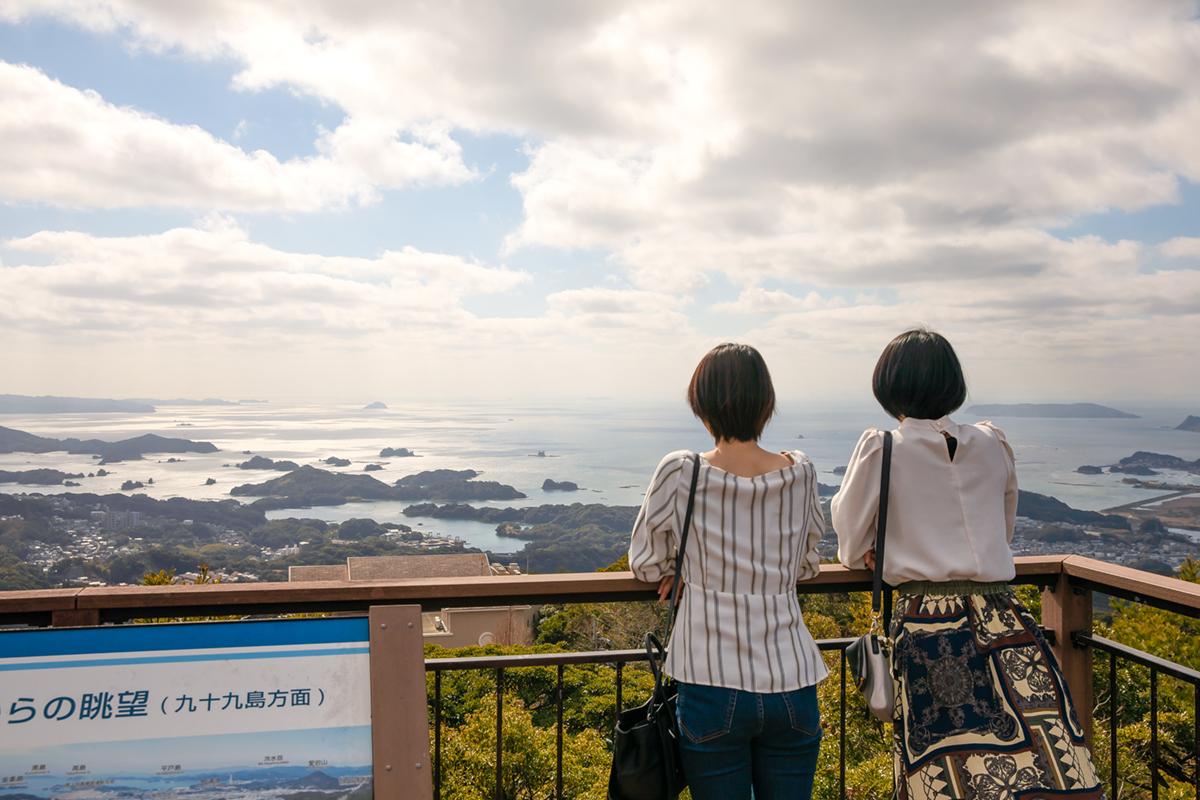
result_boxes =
[1,401,1199,552]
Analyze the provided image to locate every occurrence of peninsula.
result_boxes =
[967,403,1138,419]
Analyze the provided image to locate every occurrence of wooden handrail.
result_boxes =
[0,556,1067,627]
[1064,555,1200,617]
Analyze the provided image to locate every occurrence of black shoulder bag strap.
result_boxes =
[666,453,703,636]
[871,431,894,639]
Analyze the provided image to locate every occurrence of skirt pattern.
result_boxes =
[890,589,1104,799]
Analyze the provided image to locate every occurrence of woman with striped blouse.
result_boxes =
[629,343,826,800]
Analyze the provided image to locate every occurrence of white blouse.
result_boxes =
[629,450,828,693]
[831,416,1018,586]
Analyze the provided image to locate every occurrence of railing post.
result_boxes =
[1042,572,1094,743]
[370,604,433,799]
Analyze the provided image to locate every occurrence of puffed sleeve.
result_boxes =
[831,429,885,570]
[628,451,689,582]
[795,456,826,582]
[978,421,1018,542]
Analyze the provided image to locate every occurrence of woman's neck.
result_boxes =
[702,438,791,478]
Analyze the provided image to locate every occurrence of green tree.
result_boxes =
[439,698,609,800]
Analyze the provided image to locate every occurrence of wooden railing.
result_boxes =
[2,554,1198,799]
[0,555,1070,626]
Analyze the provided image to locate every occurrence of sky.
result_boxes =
[0,1,1198,406]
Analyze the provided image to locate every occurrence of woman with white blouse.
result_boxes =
[832,329,1102,800]
[629,343,826,800]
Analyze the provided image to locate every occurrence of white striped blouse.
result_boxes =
[628,449,829,693]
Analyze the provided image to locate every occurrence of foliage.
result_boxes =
[439,698,609,800]
[1089,557,1199,799]
[428,560,1200,799]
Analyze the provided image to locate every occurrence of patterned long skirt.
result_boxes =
[890,582,1104,799]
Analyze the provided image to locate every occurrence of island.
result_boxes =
[205,477,217,486]
[230,466,526,508]
[121,480,145,491]
[1106,452,1200,476]
[237,455,300,471]
[0,425,218,464]
[393,469,525,501]
[967,403,1138,419]
[0,469,84,485]
[135,397,239,406]
[323,456,352,467]
[1176,415,1200,433]
[231,466,397,507]
[1076,465,1104,475]
[379,447,417,458]
[543,479,580,492]
[363,401,388,410]
[0,394,155,413]
[364,464,384,472]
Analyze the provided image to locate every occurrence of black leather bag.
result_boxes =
[608,453,701,800]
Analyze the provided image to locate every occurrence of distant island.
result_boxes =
[134,397,240,406]
[363,401,388,410]
[323,456,352,467]
[237,455,299,471]
[1093,451,1200,477]
[1177,415,1200,433]
[968,403,1138,419]
[379,447,416,458]
[0,394,154,414]
[231,466,526,509]
[543,479,580,492]
[0,394,251,413]
[0,425,218,464]
[0,468,84,486]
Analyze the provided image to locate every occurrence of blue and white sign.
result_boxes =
[0,617,373,798]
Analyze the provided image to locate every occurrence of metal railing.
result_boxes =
[425,639,860,800]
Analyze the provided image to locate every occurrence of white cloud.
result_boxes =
[1159,237,1200,261]
[1,1,1199,399]
[545,287,690,333]
[0,61,473,210]
[1,222,527,338]
[711,288,848,316]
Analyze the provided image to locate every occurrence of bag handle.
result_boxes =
[665,453,702,636]
[869,431,893,649]
[644,632,668,706]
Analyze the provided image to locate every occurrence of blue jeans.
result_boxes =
[676,681,821,800]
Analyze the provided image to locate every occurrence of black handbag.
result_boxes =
[608,453,701,800]
[845,430,895,722]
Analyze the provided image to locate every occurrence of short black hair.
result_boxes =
[688,343,776,442]
[872,329,967,420]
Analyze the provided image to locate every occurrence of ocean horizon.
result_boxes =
[2,400,1199,553]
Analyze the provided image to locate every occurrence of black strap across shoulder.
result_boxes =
[665,453,702,636]
[871,431,894,625]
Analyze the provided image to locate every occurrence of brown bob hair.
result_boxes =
[687,343,776,442]
[872,328,967,420]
